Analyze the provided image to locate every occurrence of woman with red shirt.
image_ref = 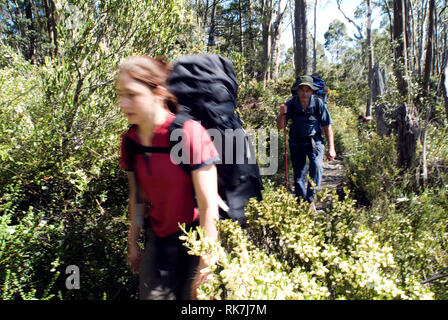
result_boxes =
[116,56,220,300]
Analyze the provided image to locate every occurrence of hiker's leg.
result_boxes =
[139,229,176,300]
[289,139,307,201]
[173,219,200,300]
[177,237,200,300]
[306,140,324,202]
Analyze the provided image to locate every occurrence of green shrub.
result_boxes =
[330,92,447,300]
[181,183,433,300]
[343,133,400,205]
[0,191,64,300]
[366,188,448,300]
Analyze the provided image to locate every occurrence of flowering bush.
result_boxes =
[330,102,447,300]
[182,183,433,300]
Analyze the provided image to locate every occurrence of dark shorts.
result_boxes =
[139,220,200,300]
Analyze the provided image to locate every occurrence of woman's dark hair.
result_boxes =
[118,56,178,113]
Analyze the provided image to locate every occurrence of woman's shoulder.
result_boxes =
[120,125,138,142]
[181,117,208,134]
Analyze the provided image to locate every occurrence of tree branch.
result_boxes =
[336,0,364,40]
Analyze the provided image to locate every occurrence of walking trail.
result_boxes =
[286,157,346,200]
[320,158,345,192]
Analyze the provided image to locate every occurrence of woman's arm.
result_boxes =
[191,164,219,241]
[190,163,219,298]
[126,171,146,273]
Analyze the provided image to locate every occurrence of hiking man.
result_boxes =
[277,75,336,203]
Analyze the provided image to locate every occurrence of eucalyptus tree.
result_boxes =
[293,0,308,76]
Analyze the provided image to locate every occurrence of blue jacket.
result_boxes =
[285,95,332,140]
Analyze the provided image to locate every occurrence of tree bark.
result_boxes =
[289,0,296,72]
[207,0,217,49]
[408,0,416,75]
[393,103,421,169]
[271,0,287,80]
[366,0,374,118]
[24,0,35,62]
[261,0,273,83]
[383,0,394,54]
[294,0,308,76]
[372,63,390,136]
[271,8,281,80]
[422,0,435,95]
[246,0,257,78]
[312,0,317,74]
[238,0,245,80]
[442,52,448,121]
[238,0,244,55]
[44,0,58,57]
[393,0,409,98]
[418,0,428,77]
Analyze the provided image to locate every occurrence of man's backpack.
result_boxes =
[125,54,263,226]
[311,73,328,104]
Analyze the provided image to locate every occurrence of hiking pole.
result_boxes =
[283,105,288,191]
[284,126,288,190]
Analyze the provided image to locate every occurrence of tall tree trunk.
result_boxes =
[421,108,431,187]
[442,52,448,121]
[294,0,308,76]
[420,0,436,186]
[247,0,256,78]
[271,6,281,80]
[443,0,448,121]
[207,0,217,49]
[393,0,420,169]
[366,0,374,118]
[238,0,245,80]
[290,0,296,72]
[433,7,438,77]
[44,0,58,57]
[261,0,273,83]
[393,0,409,98]
[312,0,317,74]
[383,0,394,54]
[422,0,435,95]
[418,0,428,77]
[373,62,390,136]
[272,23,281,80]
[404,0,411,73]
[271,0,287,80]
[393,103,421,169]
[409,0,416,75]
[238,0,244,54]
[24,0,35,62]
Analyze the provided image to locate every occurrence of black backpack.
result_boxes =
[124,54,263,226]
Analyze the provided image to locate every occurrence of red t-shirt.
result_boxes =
[119,113,220,238]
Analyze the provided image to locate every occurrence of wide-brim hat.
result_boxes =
[291,75,318,94]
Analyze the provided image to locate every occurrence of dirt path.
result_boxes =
[321,158,345,191]
[286,157,346,197]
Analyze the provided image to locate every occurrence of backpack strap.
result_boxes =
[288,95,321,121]
[168,112,193,175]
[123,114,192,174]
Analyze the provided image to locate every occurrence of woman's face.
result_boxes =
[117,71,161,126]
